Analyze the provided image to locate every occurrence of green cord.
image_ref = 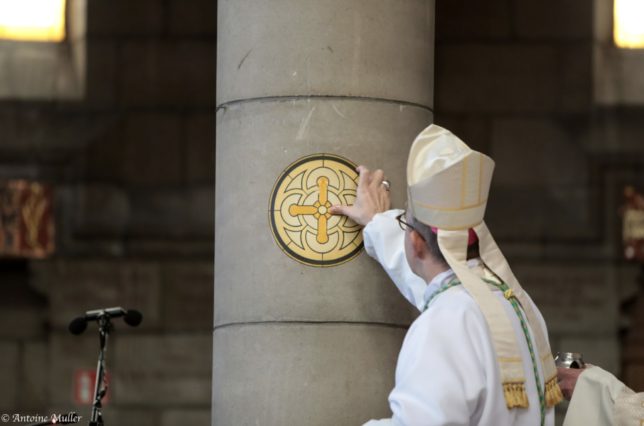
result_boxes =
[423,278,546,426]
[423,280,461,312]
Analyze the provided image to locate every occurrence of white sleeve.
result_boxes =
[614,386,644,426]
[389,303,486,426]
[363,209,427,312]
[563,366,626,426]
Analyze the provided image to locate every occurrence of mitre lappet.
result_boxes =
[406,124,563,409]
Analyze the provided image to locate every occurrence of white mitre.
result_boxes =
[407,125,494,229]
[407,124,563,410]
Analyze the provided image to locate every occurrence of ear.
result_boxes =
[410,231,427,260]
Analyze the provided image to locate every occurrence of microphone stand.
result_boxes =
[65,307,142,426]
[89,314,112,426]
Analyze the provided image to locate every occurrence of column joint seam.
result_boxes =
[216,95,434,113]
[213,320,411,331]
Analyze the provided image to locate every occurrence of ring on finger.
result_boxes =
[381,180,391,191]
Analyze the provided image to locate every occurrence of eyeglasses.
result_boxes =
[395,212,426,241]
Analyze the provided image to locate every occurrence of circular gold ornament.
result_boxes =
[269,154,364,267]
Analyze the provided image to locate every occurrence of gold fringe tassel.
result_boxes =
[545,375,564,407]
[503,382,530,409]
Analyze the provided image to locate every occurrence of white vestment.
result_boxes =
[360,209,555,426]
[563,367,644,426]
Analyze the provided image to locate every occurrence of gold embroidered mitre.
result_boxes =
[407,124,562,409]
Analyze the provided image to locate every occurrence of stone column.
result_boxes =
[214,1,435,425]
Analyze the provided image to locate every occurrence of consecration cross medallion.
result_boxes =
[269,154,364,267]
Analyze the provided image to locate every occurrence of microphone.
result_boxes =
[68,317,87,335]
[123,309,143,327]
[68,307,143,335]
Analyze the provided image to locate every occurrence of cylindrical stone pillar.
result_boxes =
[214,2,435,425]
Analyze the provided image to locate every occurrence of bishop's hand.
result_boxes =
[329,165,391,226]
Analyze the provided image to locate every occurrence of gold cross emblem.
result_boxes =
[289,177,332,244]
[269,154,363,267]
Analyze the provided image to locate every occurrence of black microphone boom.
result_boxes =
[68,307,143,335]
[85,307,127,320]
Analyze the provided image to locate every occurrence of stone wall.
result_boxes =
[0,0,216,424]
[623,270,644,392]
